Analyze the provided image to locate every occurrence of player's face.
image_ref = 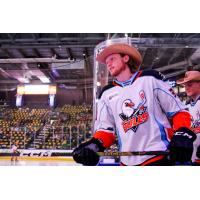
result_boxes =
[184,81,200,98]
[105,54,126,77]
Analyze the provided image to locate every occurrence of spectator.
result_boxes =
[11,141,20,162]
[177,70,200,164]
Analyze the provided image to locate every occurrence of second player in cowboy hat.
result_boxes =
[177,70,200,165]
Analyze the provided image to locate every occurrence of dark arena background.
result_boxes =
[0,33,200,166]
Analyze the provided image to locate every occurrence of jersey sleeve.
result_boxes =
[153,79,188,116]
[153,78,191,129]
[93,92,116,148]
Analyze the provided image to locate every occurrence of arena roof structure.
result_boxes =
[0,33,200,92]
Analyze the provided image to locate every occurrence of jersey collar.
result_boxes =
[191,95,200,106]
[113,71,140,87]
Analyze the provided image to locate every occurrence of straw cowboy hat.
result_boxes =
[96,43,142,67]
[176,71,200,84]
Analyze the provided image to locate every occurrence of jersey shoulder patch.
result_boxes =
[140,70,166,81]
[98,84,115,99]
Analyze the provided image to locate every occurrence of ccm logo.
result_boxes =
[20,152,51,157]
[175,132,192,139]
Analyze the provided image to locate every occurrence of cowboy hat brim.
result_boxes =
[176,71,200,84]
[96,43,142,66]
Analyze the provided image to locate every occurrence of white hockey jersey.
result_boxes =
[94,70,188,165]
[11,144,18,152]
[189,96,200,162]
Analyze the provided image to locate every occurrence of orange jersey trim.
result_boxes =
[134,71,142,80]
[166,112,195,139]
[166,128,174,140]
[172,112,191,131]
[120,155,165,166]
[139,155,165,166]
[93,130,115,148]
[195,159,200,164]
[193,127,200,134]
[112,81,121,87]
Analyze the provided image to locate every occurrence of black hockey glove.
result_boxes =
[72,138,105,166]
[169,127,196,163]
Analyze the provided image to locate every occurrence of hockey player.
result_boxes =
[73,42,196,166]
[11,141,19,162]
[176,71,200,165]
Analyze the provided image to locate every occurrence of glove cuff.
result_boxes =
[89,137,105,152]
[78,137,105,152]
[174,127,196,141]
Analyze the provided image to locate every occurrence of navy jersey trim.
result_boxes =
[191,95,200,106]
[139,70,166,81]
[98,70,165,99]
[98,84,115,99]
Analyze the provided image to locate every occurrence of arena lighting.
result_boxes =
[17,85,57,95]
[48,85,57,94]
[97,81,101,86]
[51,68,60,77]
[17,85,25,95]
[25,85,49,94]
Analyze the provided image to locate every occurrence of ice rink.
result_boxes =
[0,158,81,166]
[0,158,118,166]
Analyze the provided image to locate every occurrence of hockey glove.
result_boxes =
[169,127,196,163]
[72,138,105,166]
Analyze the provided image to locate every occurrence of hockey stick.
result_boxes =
[97,150,169,157]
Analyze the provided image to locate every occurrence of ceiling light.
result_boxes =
[97,81,101,86]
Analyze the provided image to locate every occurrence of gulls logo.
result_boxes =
[119,90,149,133]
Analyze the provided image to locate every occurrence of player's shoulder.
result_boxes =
[98,83,116,99]
[139,69,166,81]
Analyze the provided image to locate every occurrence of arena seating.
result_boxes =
[0,105,93,150]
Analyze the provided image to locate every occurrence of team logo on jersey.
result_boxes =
[119,90,149,133]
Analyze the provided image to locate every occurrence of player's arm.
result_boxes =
[73,87,116,166]
[153,77,196,163]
